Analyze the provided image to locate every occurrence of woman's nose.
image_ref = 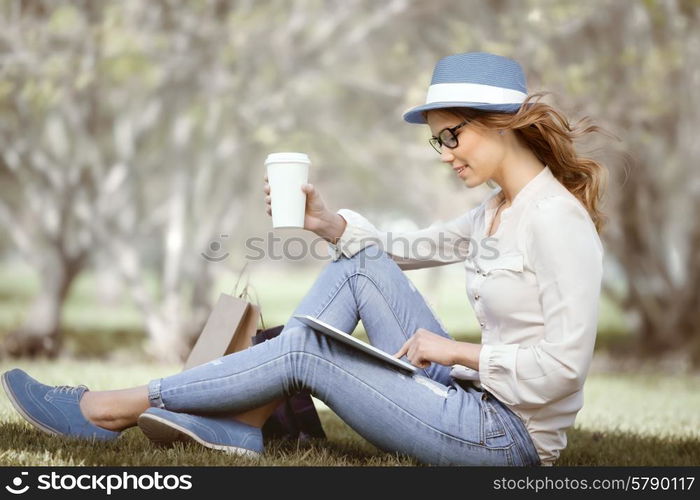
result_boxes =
[440,149,455,163]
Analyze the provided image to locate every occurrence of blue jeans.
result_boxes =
[148,248,541,466]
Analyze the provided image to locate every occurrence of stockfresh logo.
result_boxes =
[5,471,29,495]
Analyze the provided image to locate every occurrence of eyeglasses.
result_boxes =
[428,120,469,154]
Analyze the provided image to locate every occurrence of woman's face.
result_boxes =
[425,110,505,188]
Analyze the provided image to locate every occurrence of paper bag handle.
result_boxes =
[231,262,265,331]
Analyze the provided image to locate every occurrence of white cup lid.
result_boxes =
[265,152,311,165]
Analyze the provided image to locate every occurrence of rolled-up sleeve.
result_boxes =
[327,208,476,270]
[478,196,604,408]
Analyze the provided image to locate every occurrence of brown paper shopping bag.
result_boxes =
[183,292,260,370]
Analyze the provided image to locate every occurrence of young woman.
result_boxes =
[2,52,606,466]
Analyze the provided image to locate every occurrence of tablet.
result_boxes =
[293,314,418,374]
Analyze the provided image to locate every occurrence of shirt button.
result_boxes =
[479,322,485,328]
[474,294,480,300]
[476,269,481,275]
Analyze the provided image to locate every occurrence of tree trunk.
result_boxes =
[2,251,84,358]
[143,312,191,365]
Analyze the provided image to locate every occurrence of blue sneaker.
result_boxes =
[1,368,121,441]
[137,407,264,457]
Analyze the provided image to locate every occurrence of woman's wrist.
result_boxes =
[318,213,347,244]
[452,341,482,371]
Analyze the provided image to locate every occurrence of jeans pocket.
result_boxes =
[480,398,512,448]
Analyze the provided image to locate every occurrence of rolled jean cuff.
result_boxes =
[147,378,165,409]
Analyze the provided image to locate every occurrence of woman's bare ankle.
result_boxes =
[79,391,117,430]
[79,388,147,431]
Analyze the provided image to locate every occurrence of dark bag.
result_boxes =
[252,325,327,442]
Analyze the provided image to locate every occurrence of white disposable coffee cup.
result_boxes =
[265,152,310,229]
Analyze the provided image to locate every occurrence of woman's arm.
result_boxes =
[264,176,475,269]
[393,328,482,370]
[451,341,482,371]
[315,212,347,245]
[327,208,476,270]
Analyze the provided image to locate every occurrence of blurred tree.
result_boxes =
[1,0,698,366]
[0,0,108,356]
[92,0,447,361]
[0,0,465,361]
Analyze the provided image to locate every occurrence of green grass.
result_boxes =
[0,360,698,466]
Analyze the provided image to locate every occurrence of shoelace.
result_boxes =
[54,384,88,395]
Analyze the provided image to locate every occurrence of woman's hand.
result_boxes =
[299,182,333,234]
[393,328,459,369]
[263,175,346,241]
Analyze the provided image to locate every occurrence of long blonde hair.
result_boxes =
[426,92,610,234]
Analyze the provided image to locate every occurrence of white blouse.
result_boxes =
[327,166,604,466]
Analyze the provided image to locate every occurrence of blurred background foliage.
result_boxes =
[0,0,698,368]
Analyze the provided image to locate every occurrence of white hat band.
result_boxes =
[425,82,527,105]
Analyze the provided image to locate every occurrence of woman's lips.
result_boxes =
[455,165,469,175]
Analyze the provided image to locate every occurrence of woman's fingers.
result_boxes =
[407,343,418,365]
[394,338,410,359]
[263,174,270,215]
[405,338,427,368]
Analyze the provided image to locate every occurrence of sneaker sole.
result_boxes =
[1,371,60,437]
[137,412,261,458]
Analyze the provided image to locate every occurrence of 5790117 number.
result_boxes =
[630,476,695,491]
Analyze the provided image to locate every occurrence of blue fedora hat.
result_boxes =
[402,52,528,124]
